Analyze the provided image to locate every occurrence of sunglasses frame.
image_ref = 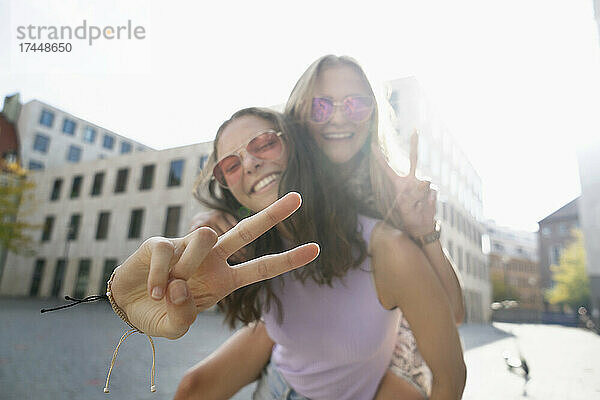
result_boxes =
[310,95,374,125]
[212,129,284,188]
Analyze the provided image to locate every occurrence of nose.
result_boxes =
[329,104,346,126]
[241,151,262,174]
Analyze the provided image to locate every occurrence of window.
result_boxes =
[100,259,118,294]
[120,141,132,154]
[96,211,110,240]
[30,259,45,296]
[164,206,181,237]
[70,175,83,198]
[139,164,155,190]
[103,134,115,150]
[41,216,55,242]
[114,168,129,193]
[458,246,464,273]
[128,208,144,239]
[67,145,82,162]
[67,214,81,241]
[83,126,97,143]
[51,259,66,297]
[559,223,568,235]
[33,133,50,153]
[551,246,561,265]
[198,154,209,172]
[50,178,63,201]
[62,118,76,135]
[167,159,184,187]
[73,259,91,298]
[542,226,551,236]
[39,110,55,127]
[28,160,44,170]
[91,172,105,196]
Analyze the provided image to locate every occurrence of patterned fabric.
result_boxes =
[389,315,433,398]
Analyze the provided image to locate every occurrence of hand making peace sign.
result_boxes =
[372,130,438,238]
[110,192,319,339]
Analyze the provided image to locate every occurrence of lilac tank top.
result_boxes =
[262,216,400,400]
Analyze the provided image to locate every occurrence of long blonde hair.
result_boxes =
[284,55,405,230]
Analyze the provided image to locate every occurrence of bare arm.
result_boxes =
[174,322,274,400]
[371,223,466,400]
[372,142,464,324]
[421,237,465,324]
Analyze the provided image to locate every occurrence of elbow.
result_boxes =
[432,356,467,400]
[454,304,465,326]
[174,366,211,400]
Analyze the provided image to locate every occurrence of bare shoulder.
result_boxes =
[370,222,425,272]
[370,222,434,309]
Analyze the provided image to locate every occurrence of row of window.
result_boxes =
[41,206,182,243]
[30,257,118,298]
[446,240,488,281]
[33,133,83,162]
[441,201,482,247]
[39,109,135,152]
[540,222,577,237]
[49,158,194,201]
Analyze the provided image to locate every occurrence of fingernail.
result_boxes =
[151,286,164,300]
[170,282,189,305]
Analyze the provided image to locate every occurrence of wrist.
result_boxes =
[412,220,441,247]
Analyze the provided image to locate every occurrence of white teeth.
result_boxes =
[253,174,279,192]
[324,133,353,139]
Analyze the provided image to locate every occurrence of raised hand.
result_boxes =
[372,130,437,238]
[110,192,320,339]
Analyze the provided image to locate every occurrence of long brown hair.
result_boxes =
[285,54,405,230]
[193,107,367,328]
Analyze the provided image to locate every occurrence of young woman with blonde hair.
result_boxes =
[178,55,465,399]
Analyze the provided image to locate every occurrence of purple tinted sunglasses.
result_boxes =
[310,96,374,124]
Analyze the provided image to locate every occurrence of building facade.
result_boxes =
[537,197,580,304]
[577,140,600,322]
[486,221,542,310]
[11,97,152,172]
[0,142,211,297]
[383,77,491,322]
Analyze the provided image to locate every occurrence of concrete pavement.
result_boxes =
[1,298,599,399]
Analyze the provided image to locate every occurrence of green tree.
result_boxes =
[546,229,590,310]
[0,162,38,255]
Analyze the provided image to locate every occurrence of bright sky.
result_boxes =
[1,0,599,233]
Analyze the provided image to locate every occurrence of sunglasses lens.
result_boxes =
[247,131,283,160]
[344,96,373,122]
[214,155,241,187]
[311,97,334,123]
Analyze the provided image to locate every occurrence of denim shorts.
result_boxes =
[253,362,310,400]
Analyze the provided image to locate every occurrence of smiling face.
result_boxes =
[216,115,288,213]
[307,64,374,165]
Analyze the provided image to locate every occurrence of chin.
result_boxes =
[322,147,356,165]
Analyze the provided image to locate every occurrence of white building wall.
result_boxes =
[384,77,491,322]
[485,220,538,262]
[17,100,151,171]
[0,142,212,297]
